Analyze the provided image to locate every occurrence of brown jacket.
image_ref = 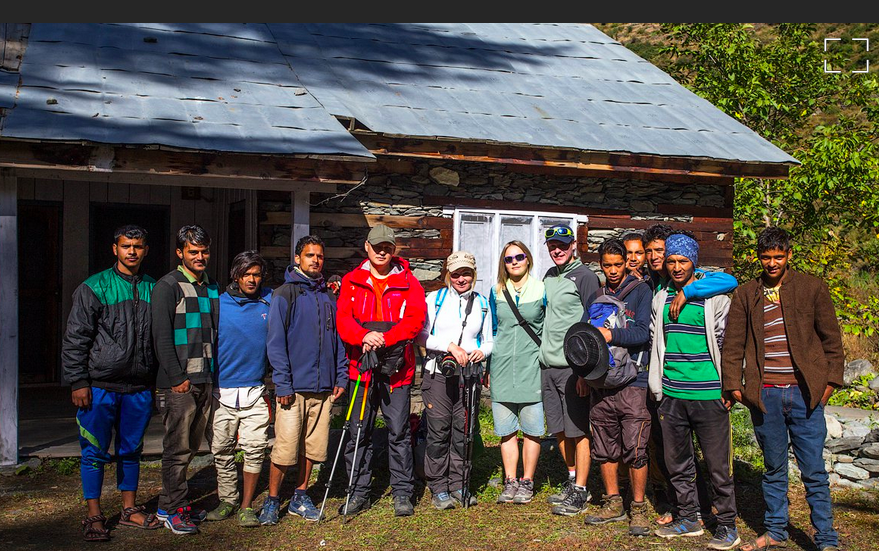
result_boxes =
[721,269,845,412]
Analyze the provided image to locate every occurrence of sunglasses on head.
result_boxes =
[504,253,527,264]
[544,226,574,239]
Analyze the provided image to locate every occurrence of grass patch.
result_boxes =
[37,457,79,476]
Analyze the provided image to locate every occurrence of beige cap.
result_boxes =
[446,250,476,273]
[367,224,396,246]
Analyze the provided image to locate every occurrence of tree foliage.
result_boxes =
[658,23,879,338]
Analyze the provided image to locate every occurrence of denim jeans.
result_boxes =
[750,385,838,548]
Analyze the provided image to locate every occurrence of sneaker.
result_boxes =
[547,478,574,504]
[238,507,260,528]
[187,507,207,524]
[155,508,169,521]
[288,494,321,522]
[628,500,651,537]
[338,494,370,516]
[451,489,477,507]
[707,525,741,550]
[584,494,626,525]
[550,486,591,516]
[393,495,414,517]
[257,496,280,526]
[163,507,199,535]
[512,478,534,504]
[431,491,456,510]
[205,501,237,521]
[497,478,519,504]
[655,518,705,538]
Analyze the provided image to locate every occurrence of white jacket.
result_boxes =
[417,287,493,374]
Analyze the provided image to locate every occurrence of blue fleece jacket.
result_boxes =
[216,285,272,389]
[266,266,349,397]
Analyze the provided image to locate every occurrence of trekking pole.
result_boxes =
[317,372,362,524]
[343,350,375,520]
[460,362,475,509]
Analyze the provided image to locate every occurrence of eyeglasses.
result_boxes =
[544,226,574,239]
[504,253,527,264]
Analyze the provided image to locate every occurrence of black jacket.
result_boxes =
[61,265,157,393]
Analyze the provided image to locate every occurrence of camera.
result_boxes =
[439,354,461,377]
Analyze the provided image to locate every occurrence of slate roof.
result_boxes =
[0,23,797,165]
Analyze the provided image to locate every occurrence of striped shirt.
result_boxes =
[763,287,797,385]
[661,291,721,400]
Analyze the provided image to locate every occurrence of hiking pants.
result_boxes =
[76,387,153,500]
[156,383,213,512]
[343,376,414,498]
[658,396,737,527]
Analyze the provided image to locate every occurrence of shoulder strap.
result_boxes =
[616,278,646,301]
[502,287,542,347]
[275,283,302,333]
[429,287,448,336]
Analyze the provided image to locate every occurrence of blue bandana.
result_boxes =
[665,234,699,266]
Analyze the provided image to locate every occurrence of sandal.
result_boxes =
[740,532,788,551]
[118,505,161,530]
[655,511,674,525]
[82,514,111,542]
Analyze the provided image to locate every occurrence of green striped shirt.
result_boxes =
[661,289,720,400]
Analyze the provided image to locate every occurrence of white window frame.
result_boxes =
[448,207,588,298]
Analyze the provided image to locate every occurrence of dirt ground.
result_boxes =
[2,447,878,551]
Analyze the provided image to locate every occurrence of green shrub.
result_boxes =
[828,374,878,410]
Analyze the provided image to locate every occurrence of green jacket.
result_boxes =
[488,278,545,403]
[539,259,600,368]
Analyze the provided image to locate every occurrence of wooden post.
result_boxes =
[290,190,310,262]
[0,169,19,466]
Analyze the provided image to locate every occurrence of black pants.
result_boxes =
[421,372,481,495]
[658,396,737,527]
[156,383,212,512]
[343,375,413,499]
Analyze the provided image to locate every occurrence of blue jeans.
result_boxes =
[750,385,837,548]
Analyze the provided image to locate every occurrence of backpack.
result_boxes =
[273,279,337,333]
[585,279,646,389]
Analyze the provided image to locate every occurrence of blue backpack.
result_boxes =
[585,279,646,389]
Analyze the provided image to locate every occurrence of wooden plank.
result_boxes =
[0,169,19,465]
[169,193,195,271]
[89,181,108,202]
[128,184,151,205]
[291,191,310,259]
[194,188,218,281]
[33,178,63,202]
[423,195,628,217]
[106,182,130,204]
[306,212,454,230]
[149,185,172,205]
[501,162,736,186]
[61,180,90,337]
[16,177,34,201]
[588,215,732,233]
[0,23,30,72]
[657,204,733,218]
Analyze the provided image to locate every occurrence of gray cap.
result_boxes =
[367,224,396,246]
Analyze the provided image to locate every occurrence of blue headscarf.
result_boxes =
[665,233,699,266]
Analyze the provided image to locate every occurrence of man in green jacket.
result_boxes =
[539,224,600,516]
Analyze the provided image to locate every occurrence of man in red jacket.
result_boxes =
[336,224,427,517]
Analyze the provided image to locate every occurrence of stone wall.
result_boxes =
[823,408,879,490]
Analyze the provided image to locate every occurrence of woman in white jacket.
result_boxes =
[417,251,493,510]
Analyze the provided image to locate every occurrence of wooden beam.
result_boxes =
[0,141,370,188]
[357,134,793,180]
[262,211,453,230]
[424,195,629,217]
[0,169,19,465]
[0,23,30,72]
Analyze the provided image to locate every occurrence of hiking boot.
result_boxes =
[238,508,260,528]
[393,495,414,517]
[257,496,280,526]
[339,495,370,516]
[628,500,651,537]
[584,494,626,525]
[164,507,199,535]
[654,518,705,538]
[288,494,320,522]
[547,478,574,504]
[550,486,591,516]
[451,489,477,507]
[431,491,456,510]
[497,478,518,503]
[512,478,534,504]
[206,501,237,521]
[707,525,742,550]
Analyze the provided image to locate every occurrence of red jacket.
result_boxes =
[336,257,427,388]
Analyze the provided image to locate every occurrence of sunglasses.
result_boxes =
[449,271,474,279]
[504,253,527,264]
[544,226,574,239]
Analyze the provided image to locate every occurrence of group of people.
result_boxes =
[62,219,843,551]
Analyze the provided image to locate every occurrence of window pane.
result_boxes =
[536,216,575,278]
[459,213,494,297]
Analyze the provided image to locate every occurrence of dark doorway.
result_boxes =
[226,200,246,287]
[18,201,62,384]
[89,203,170,283]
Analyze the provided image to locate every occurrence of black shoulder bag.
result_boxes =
[502,287,542,347]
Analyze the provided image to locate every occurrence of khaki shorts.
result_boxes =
[271,392,333,465]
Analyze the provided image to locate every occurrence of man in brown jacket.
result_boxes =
[722,227,843,551]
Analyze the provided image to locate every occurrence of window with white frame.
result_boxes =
[451,208,588,298]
